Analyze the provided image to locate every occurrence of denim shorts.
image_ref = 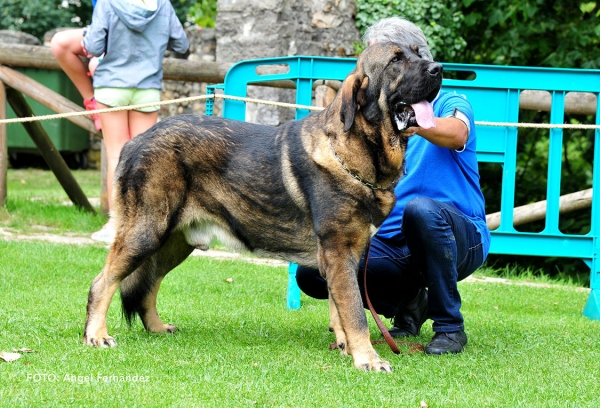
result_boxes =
[94,87,160,113]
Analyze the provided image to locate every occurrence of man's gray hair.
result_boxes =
[363,17,434,62]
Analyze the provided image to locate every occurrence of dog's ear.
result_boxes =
[340,74,369,132]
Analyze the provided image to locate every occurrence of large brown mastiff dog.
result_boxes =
[84,42,443,372]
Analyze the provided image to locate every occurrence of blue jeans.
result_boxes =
[296,197,485,333]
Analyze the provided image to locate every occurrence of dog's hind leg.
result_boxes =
[83,242,153,347]
[120,231,194,333]
[84,216,175,347]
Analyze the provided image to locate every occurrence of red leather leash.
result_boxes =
[362,243,403,353]
[362,243,423,354]
[330,242,424,354]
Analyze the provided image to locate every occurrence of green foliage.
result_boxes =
[171,0,194,25]
[461,0,600,68]
[188,0,217,28]
[0,0,93,40]
[357,0,600,68]
[355,0,468,62]
[171,0,217,28]
[0,0,216,41]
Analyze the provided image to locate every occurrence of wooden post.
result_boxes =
[0,80,6,206]
[5,87,95,214]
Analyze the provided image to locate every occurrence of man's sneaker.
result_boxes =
[83,97,102,131]
[424,330,468,355]
[388,287,428,337]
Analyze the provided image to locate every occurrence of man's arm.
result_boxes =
[402,117,468,150]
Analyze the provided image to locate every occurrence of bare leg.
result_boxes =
[97,104,130,213]
[129,110,159,138]
[95,104,158,216]
[50,29,94,101]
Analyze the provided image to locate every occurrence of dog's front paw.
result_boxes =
[83,334,117,348]
[353,353,393,373]
[164,324,178,334]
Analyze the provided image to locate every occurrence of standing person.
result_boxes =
[82,0,189,242]
[295,16,490,355]
[50,0,103,131]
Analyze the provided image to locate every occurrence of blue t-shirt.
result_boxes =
[376,90,491,259]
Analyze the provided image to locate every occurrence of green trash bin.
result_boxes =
[7,68,90,168]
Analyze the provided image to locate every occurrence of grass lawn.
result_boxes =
[0,168,106,235]
[1,168,599,407]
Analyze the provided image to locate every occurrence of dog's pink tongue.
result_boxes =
[411,100,436,129]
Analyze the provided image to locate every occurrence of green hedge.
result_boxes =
[355,0,467,62]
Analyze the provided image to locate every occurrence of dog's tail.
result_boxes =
[120,266,157,326]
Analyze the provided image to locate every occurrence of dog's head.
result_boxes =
[340,42,443,134]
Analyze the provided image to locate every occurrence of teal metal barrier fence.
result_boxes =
[206,56,600,320]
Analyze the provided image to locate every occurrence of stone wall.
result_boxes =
[161,0,360,125]
[217,0,359,60]
[215,0,360,125]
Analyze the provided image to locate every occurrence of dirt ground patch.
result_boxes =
[0,226,588,291]
[0,226,287,267]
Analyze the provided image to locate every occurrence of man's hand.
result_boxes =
[401,127,421,138]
